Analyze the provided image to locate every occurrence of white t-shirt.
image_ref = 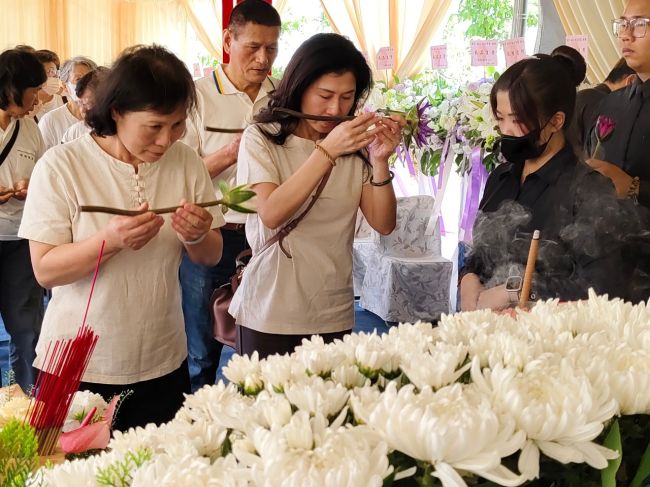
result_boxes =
[0,117,45,239]
[230,124,369,335]
[182,64,276,224]
[38,104,79,150]
[32,94,64,122]
[61,121,91,144]
[18,134,225,384]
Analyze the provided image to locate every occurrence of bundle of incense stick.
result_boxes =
[271,107,407,122]
[26,242,105,455]
[519,230,540,309]
[204,126,245,133]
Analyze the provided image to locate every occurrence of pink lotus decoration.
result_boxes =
[591,115,616,159]
[59,395,119,454]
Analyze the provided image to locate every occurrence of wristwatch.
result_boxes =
[505,275,522,305]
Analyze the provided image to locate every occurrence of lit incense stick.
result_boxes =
[519,230,540,309]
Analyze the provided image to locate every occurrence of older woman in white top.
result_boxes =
[231,33,403,359]
[19,45,224,430]
[38,56,97,149]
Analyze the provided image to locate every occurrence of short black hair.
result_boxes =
[604,57,636,83]
[87,45,196,137]
[0,48,47,110]
[35,49,61,69]
[75,66,108,98]
[228,0,281,36]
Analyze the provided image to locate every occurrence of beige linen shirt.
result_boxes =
[182,64,276,224]
[230,124,368,335]
[18,134,225,384]
[0,117,45,239]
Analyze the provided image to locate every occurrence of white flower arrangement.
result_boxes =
[30,291,650,486]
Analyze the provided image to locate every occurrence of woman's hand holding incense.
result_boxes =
[171,199,213,244]
[368,115,406,165]
[320,112,380,159]
[104,202,164,252]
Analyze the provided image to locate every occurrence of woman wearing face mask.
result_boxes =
[459,47,625,311]
[230,33,403,359]
[37,56,97,150]
[31,50,64,123]
[19,45,224,430]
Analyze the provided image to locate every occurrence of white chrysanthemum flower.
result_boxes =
[400,343,469,390]
[260,353,307,393]
[253,390,293,428]
[68,391,108,421]
[130,453,251,487]
[330,364,369,389]
[351,382,526,487]
[471,357,618,481]
[568,339,650,415]
[30,448,120,487]
[385,321,439,354]
[293,335,348,377]
[223,352,264,395]
[284,375,350,418]
[239,411,393,487]
[354,334,401,379]
[175,381,256,432]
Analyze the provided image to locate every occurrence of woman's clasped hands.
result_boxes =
[103,199,213,251]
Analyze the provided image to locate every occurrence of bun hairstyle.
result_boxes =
[490,45,587,134]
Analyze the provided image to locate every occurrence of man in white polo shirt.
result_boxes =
[181,0,281,391]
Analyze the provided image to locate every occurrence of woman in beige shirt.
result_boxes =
[231,33,403,359]
[19,46,224,430]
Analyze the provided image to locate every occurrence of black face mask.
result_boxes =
[500,126,552,164]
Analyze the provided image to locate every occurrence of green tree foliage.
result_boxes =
[450,0,539,40]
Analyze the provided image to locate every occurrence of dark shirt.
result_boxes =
[463,145,624,301]
[589,80,650,302]
[575,83,611,151]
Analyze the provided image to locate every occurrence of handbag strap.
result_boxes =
[257,167,332,259]
[0,120,20,167]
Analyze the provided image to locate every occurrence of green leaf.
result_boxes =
[601,419,622,487]
[224,190,256,205]
[227,204,256,214]
[630,440,650,487]
[217,179,229,196]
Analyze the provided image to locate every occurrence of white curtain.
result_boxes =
[320,0,452,83]
[552,0,625,82]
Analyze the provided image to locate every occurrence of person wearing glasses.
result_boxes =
[586,0,650,303]
[31,50,64,123]
[37,56,97,150]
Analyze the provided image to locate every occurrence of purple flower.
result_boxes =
[414,98,435,148]
[596,115,616,142]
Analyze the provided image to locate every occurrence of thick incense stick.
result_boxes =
[271,107,407,122]
[204,126,245,133]
[519,230,540,309]
[80,200,224,216]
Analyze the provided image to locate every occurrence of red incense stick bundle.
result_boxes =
[27,241,105,455]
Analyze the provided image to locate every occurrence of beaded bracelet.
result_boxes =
[370,170,395,187]
[314,143,336,167]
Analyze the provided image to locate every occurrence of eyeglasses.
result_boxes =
[612,17,650,38]
[45,67,59,77]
